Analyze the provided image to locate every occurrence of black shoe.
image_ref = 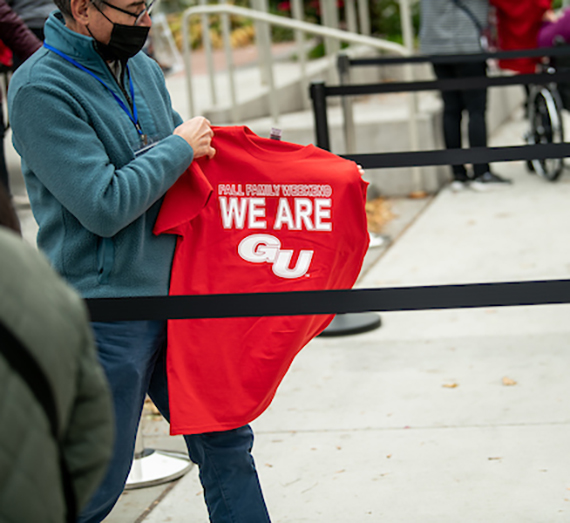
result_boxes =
[470,172,512,192]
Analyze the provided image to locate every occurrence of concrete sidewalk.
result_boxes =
[102,108,570,522]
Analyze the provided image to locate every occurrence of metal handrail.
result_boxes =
[181,4,411,122]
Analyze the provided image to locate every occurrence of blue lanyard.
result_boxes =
[43,43,146,143]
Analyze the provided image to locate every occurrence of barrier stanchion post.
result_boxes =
[309,82,382,337]
[310,81,331,151]
[125,412,193,489]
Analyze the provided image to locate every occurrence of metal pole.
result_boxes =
[219,0,239,122]
[345,0,358,34]
[399,0,414,54]
[357,0,370,36]
[252,0,271,85]
[252,0,279,123]
[398,0,422,194]
[200,0,217,107]
[319,0,340,84]
[319,0,340,56]
[310,81,331,151]
[182,8,195,116]
[292,0,309,110]
[338,53,356,154]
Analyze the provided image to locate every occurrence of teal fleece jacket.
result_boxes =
[8,12,194,298]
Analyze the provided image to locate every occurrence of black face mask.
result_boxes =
[89,23,150,62]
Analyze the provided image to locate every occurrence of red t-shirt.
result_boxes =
[154,126,369,435]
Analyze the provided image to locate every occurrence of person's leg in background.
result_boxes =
[433,63,469,190]
[0,100,9,195]
[459,61,512,188]
[460,61,490,177]
[148,344,271,523]
[78,320,167,523]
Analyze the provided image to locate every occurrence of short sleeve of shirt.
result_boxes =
[153,163,213,237]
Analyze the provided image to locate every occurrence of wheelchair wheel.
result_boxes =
[527,87,565,181]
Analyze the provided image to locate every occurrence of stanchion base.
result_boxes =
[125,449,193,490]
[319,313,381,337]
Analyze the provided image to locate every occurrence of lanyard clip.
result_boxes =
[135,122,147,145]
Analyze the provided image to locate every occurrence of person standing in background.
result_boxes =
[8,0,53,68]
[420,0,512,191]
[9,0,53,40]
[0,0,40,194]
[491,0,553,74]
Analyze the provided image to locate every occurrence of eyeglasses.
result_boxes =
[95,0,155,25]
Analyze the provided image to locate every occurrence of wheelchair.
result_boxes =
[525,49,569,181]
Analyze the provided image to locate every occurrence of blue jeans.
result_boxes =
[79,320,271,523]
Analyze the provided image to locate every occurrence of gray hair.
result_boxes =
[54,0,104,20]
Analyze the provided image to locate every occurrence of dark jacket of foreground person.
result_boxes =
[0,225,113,522]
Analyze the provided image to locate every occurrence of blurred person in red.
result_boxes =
[491,0,553,74]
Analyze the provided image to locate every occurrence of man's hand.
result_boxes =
[174,117,216,159]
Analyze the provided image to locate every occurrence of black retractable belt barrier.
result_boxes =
[325,70,570,97]
[86,279,570,322]
[348,45,570,67]
[345,142,570,170]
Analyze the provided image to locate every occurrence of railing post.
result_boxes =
[199,0,218,107]
[291,0,309,110]
[357,0,370,36]
[310,81,330,151]
[182,10,195,117]
[252,0,279,123]
[338,53,356,154]
[319,0,340,56]
[345,0,358,34]
[398,0,422,194]
[219,0,239,123]
[252,0,271,85]
[320,0,340,84]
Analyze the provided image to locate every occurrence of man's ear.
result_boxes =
[70,0,91,26]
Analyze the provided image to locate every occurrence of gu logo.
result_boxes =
[238,234,314,279]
